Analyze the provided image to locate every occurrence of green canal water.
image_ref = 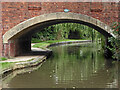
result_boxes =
[3,43,119,88]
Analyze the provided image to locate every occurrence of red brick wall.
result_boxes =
[3,43,9,57]
[0,2,3,57]
[1,2,119,35]
[3,40,16,57]
[0,32,3,57]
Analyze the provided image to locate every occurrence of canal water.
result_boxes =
[3,43,118,88]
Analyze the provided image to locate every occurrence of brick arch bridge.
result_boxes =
[0,2,119,57]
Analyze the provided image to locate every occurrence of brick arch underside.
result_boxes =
[2,12,114,57]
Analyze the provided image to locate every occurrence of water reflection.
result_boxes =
[4,43,118,88]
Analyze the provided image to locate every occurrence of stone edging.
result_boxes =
[1,56,47,75]
[47,40,92,48]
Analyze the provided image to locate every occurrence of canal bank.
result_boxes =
[0,40,91,78]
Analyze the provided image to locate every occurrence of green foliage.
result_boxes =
[31,38,42,43]
[108,22,120,60]
[32,23,104,44]
[32,26,57,41]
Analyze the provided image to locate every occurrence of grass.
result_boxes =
[1,62,14,70]
[0,58,36,71]
[0,57,8,61]
[33,42,50,49]
[32,39,86,49]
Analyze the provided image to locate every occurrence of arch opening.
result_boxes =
[2,12,114,57]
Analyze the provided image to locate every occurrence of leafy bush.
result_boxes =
[108,22,120,60]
